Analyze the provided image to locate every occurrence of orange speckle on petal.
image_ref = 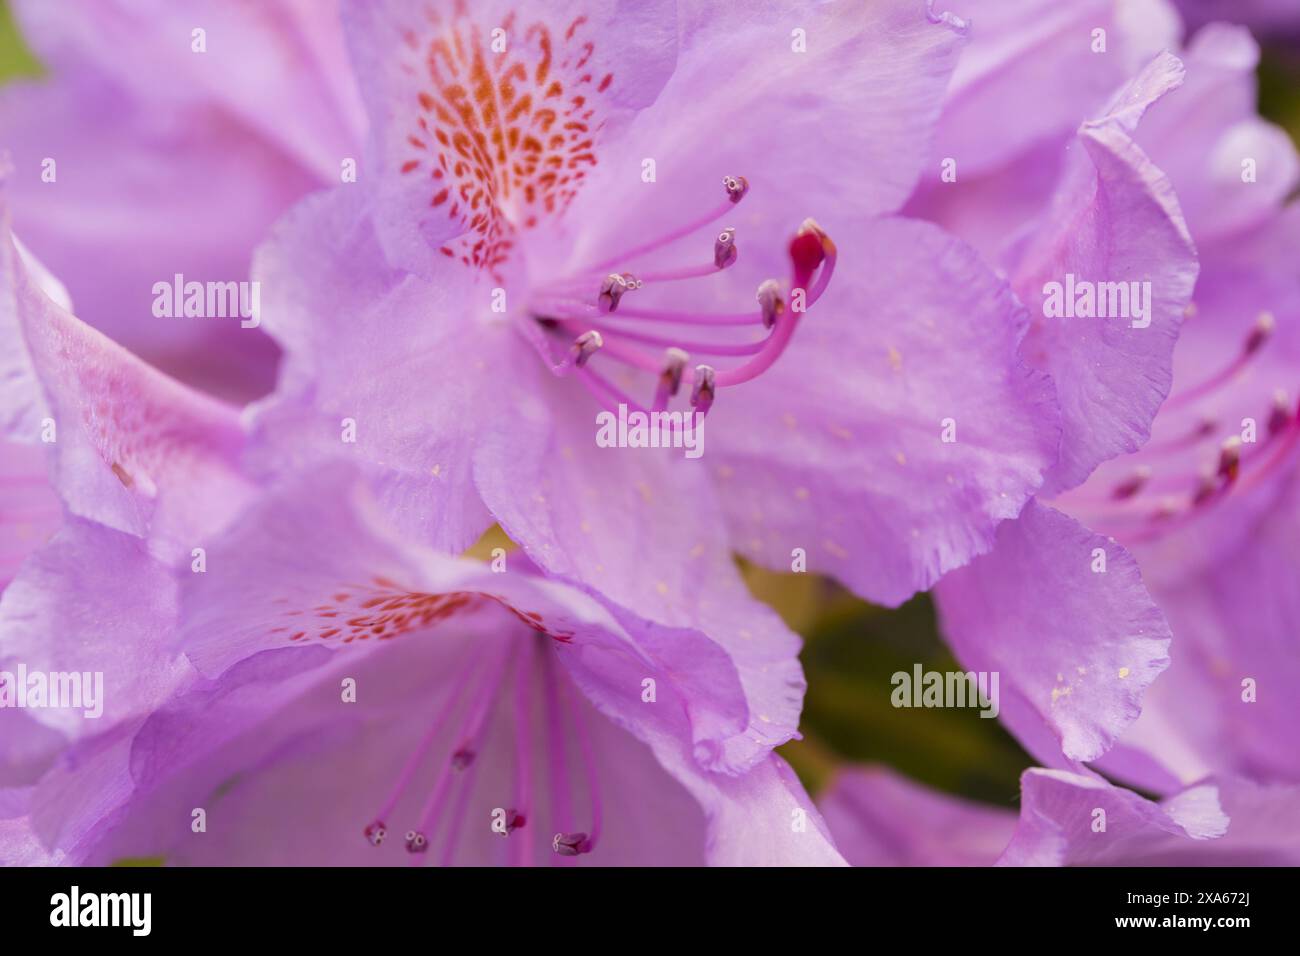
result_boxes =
[400,7,614,278]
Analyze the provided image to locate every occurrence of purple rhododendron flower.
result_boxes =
[2,462,843,866]
[1067,24,1300,789]
[247,0,1063,625]
[916,6,1300,800]
[1,0,1298,878]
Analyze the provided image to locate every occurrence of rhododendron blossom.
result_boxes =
[0,0,1296,890]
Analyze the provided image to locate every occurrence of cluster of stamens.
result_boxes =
[1067,311,1299,541]
[528,175,836,420]
[362,631,601,866]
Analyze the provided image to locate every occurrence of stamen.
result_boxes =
[653,347,689,411]
[544,300,763,326]
[560,671,603,854]
[1187,439,1245,508]
[1245,311,1276,354]
[548,227,743,299]
[570,320,766,357]
[409,651,512,859]
[441,647,527,868]
[570,329,603,367]
[1164,312,1273,412]
[756,279,784,329]
[507,638,534,866]
[1099,394,1300,543]
[545,674,602,859]
[437,749,482,867]
[723,174,749,203]
[363,822,387,847]
[713,228,738,270]
[691,365,716,416]
[597,274,640,313]
[582,175,748,273]
[364,645,484,846]
[359,614,616,867]
[540,644,588,861]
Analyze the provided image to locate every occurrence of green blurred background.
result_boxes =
[2,0,1297,812]
[0,2,37,80]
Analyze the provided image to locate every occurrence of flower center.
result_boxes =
[393,5,836,402]
[524,177,837,418]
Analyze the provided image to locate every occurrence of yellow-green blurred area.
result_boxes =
[3,2,1299,814]
[739,562,1034,805]
[0,2,38,80]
